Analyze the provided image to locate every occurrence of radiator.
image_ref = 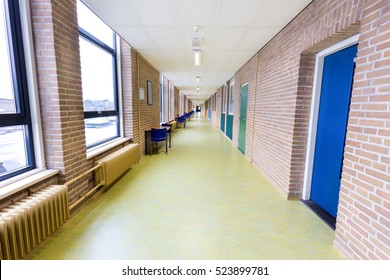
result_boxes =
[0,144,138,259]
[96,144,139,187]
[0,185,69,260]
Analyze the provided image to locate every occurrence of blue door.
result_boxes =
[310,44,357,218]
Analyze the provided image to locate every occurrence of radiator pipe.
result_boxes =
[64,163,102,188]
[66,163,103,213]
[69,181,104,213]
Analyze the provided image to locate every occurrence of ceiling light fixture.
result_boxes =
[195,76,201,83]
[196,87,200,92]
[193,50,201,66]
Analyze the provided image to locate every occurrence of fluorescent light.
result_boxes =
[193,50,201,66]
[196,87,200,91]
[195,76,201,83]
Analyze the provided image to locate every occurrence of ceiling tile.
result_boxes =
[252,0,311,27]
[228,51,257,63]
[82,0,313,102]
[216,0,265,27]
[173,0,219,27]
[145,27,182,50]
[115,26,156,50]
[237,28,281,51]
[212,28,246,51]
[127,0,176,27]
[83,0,140,27]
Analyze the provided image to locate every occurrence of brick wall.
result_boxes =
[174,87,180,118]
[334,0,390,260]
[169,83,174,120]
[120,40,135,139]
[212,0,389,259]
[179,91,184,116]
[130,49,161,156]
[205,99,210,118]
[163,76,169,122]
[224,0,365,199]
[30,0,88,204]
[184,95,188,113]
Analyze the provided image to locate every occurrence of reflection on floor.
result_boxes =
[28,114,342,260]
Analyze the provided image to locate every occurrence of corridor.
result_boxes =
[28,115,341,260]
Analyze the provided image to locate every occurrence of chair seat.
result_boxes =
[150,128,168,155]
[151,137,166,142]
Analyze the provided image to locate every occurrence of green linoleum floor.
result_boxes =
[28,114,342,260]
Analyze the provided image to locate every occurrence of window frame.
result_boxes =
[222,86,226,113]
[214,92,218,112]
[0,0,36,182]
[228,79,235,115]
[78,2,120,149]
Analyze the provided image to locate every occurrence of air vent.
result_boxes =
[192,37,202,48]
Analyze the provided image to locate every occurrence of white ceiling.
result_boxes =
[83,0,312,104]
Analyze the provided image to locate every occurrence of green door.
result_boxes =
[238,84,248,154]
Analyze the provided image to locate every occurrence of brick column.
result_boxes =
[30,0,87,190]
[120,39,135,139]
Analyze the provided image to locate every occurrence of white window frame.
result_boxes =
[222,85,226,113]
[78,0,122,149]
[228,78,235,115]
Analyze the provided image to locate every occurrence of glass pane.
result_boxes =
[80,37,115,112]
[0,2,16,114]
[229,86,234,114]
[84,116,118,147]
[77,0,114,48]
[0,125,28,177]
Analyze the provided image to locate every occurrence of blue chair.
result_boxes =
[177,116,186,128]
[160,123,173,147]
[150,128,168,155]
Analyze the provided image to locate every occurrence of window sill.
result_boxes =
[87,137,131,159]
[0,169,59,200]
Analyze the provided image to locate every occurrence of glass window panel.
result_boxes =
[222,87,226,113]
[0,125,28,176]
[77,0,114,48]
[229,85,234,115]
[0,2,16,114]
[84,116,118,147]
[80,37,115,112]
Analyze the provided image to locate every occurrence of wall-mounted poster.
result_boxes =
[147,80,152,105]
[139,87,145,100]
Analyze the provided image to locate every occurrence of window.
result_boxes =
[222,86,226,113]
[0,0,35,181]
[78,1,119,148]
[228,79,235,115]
